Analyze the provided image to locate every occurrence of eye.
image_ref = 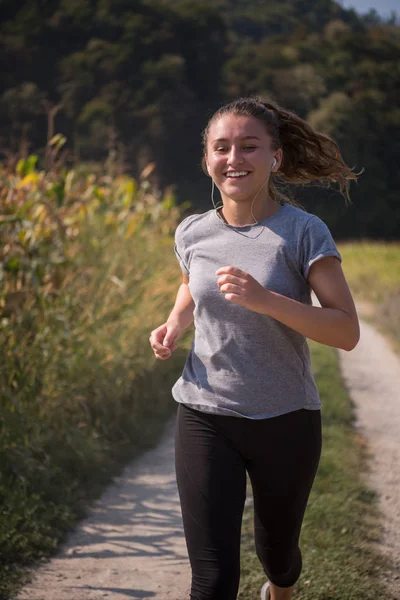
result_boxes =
[243,145,256,151]
[215,146,228,153]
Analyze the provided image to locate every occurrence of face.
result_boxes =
[205,114,282,205]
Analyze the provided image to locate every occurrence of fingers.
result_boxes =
[219,283,242,295]
[149,324,179,360]
[216,273,247,295]
[224,293,240,303]
[217,274,245,285]
[153,343,176,360]
[215,265,245,277]
[149,325,169,360]
[163,331,177,349]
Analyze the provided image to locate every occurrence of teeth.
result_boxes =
[226,171,249,177]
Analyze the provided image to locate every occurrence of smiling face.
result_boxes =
[205,114,282,206]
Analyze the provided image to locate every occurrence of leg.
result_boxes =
[175,404,247,600]
[246,409,322,597]
[268,582,296,600]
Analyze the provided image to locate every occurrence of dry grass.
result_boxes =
[339,241,400,354]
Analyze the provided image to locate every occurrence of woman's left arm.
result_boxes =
[270,256,360,351]
[216,257,360,351]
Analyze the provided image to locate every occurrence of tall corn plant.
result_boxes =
[0,150,189,596]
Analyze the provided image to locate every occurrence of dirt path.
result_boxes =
[338,304,400,596]
[16,304,400,600]
[17,419,191,600]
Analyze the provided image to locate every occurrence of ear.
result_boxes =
[273,148,283,171]
[201,157,211,176]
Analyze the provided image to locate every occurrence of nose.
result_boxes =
[227,145,244,166]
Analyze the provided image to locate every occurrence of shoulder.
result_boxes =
[282,203,318,227]
[175,209,215,242]
[282,203,333,236]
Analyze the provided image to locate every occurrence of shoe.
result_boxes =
[260,581,270,600]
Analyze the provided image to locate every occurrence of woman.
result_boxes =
[149,97,360,600]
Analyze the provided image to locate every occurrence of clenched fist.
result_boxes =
[149,320,182,360]
[216,265,270,314]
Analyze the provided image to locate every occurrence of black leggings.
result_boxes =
[175,403,322,600]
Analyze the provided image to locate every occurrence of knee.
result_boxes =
[191,566,240,600]
[256,544,302,588]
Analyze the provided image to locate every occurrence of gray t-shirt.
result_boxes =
[172,203,342,419]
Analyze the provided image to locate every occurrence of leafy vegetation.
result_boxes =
[1,0,399,238]
[0,153,188,599]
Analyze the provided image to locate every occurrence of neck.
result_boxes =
[218,196,279,226]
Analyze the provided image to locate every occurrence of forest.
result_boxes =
[1,0,399,238]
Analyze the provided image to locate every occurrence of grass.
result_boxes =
[339,241,400,354]
[0,156,193,599]
[0,366,179,600]
[238,341,396,599]
[338,241,400,305]
[0,210,187,600]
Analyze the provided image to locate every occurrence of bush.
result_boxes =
[0,155,188,598]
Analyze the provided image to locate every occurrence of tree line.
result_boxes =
[1,0,399,238]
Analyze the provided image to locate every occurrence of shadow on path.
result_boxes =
[18,416,190,600]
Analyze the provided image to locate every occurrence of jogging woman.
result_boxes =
[149,96,360,600]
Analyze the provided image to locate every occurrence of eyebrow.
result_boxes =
[212,136,260,143]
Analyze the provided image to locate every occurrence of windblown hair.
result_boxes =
[202,96,359,205]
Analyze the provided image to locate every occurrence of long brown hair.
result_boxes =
[202,96,359,206]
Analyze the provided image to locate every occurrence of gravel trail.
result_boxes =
[338,305,400,597]
[17,419,191,600]
[16,304,400,599]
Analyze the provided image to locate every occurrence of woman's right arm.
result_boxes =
[149,272,194,360]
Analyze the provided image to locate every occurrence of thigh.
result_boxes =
[175,404,247,595]
[247,409,322,551]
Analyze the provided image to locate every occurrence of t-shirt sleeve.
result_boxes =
[174,220,190,275]
[301,216,342,280]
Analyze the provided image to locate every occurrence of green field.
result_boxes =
[340,242,400,354]
[339,242,400,305]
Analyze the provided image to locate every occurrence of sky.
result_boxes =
[340,0,399,17]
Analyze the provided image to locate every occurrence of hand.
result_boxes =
[216,266,269,314]
[149,320,182,360]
